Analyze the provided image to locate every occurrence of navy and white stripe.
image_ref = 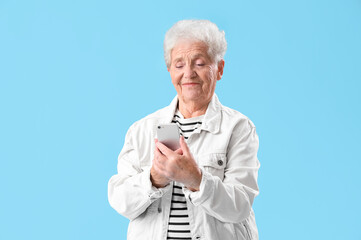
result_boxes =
[167,110,204,240]
[171,114,202,140]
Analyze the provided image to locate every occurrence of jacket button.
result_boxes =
[217,160,223,166]
[158,208,162,213]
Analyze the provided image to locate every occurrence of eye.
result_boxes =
[195,60,205,67]
[175,62,184,69]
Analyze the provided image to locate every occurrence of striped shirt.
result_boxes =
[167,110,204,240]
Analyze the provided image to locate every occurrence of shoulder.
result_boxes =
[220,104,256,129]
[217,103,257,141]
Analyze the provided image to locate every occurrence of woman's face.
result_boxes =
[168,40,224,106]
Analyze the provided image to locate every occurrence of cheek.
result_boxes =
[171,73,182,86]
[202,70,215,84]
[201,71,217,92]
[208,67,217,80]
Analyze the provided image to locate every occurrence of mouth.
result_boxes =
[182,82,200,86]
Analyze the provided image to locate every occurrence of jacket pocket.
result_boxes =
[198,153,227,180]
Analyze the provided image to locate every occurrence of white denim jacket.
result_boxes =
[108,94,260,240]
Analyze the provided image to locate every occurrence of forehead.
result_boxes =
[171,40,209,61]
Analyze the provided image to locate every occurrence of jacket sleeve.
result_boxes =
[108,124,171,220]
[184,119,260,223]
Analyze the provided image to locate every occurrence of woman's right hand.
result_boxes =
[150,139,172,188]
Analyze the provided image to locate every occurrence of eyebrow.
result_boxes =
[192,53,206,60]
[173,57,183,64]
[172,53,207,64]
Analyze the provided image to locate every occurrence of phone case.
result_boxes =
[157,124,180,151]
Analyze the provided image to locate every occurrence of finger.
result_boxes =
[156,141,175,157]
[153,158,164,173]
[154,139,168,158]
[179,136,191,157]
[152,162,168,181]
[154,146,167,163]
[154,138,159,156]
[154,146,161,159]
[175,148,183,155]
[154,141,161,156]
[153,157,167,176]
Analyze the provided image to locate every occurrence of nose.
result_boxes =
[184,65,197,79]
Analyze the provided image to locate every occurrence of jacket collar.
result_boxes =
[162,94,222,134]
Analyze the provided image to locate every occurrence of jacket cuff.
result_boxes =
[141,168,172,201]
[183,169,215,206]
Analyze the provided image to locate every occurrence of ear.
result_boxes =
[216,59,225,81]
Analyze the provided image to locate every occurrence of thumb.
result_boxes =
[175,148,183,155]
[179,136,190,156]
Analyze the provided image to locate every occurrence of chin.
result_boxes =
[183,94,203,102]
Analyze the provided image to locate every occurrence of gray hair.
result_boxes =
[163,19,227,68]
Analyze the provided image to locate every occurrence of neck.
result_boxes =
[178,98,209,119]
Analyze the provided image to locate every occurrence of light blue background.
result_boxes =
[1,0,360,239]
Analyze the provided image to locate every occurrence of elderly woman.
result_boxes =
[108,20,260,240]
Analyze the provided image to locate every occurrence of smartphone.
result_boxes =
[157,124,180,151]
